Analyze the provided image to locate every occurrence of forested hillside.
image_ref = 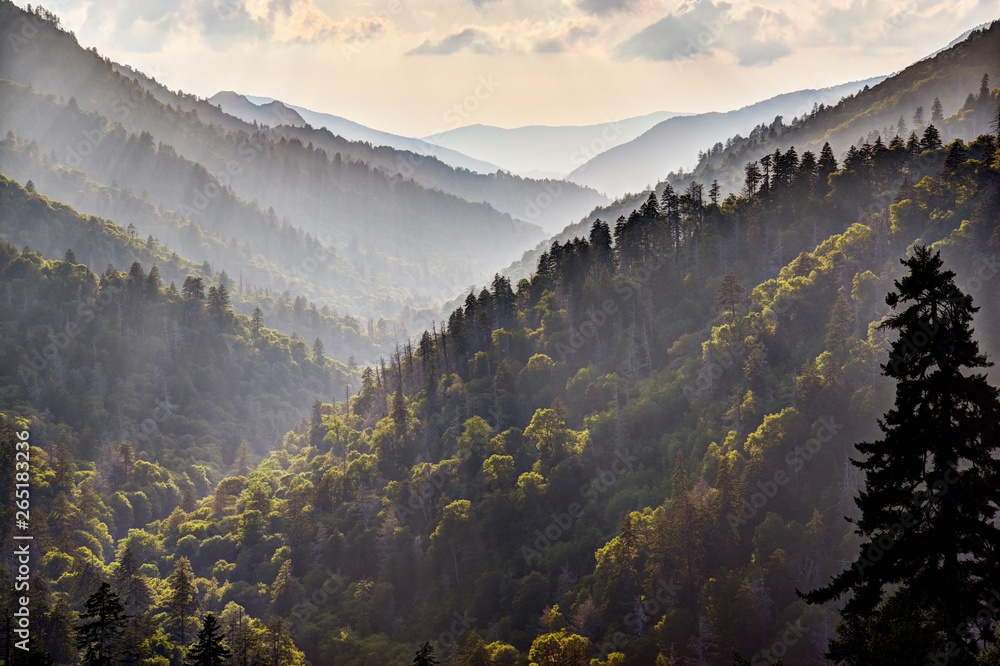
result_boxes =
[506,24,1000,284]
[0,169,391,362]
[0,0,554,335]
[3,3,1000,665]
[9,83,997,663]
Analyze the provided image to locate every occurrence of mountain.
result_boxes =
[16,97,995,664]
[419,111,685,179]
[5,5,1000,666]
[565,78,885,198]
[210,92,610,235]
[206,90,309,129]
[0,161,390,362]
[211,91,503,175]
[0,1,547,326]
[506,24,1000,284]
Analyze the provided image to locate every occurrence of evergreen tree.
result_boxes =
[182,276,205,300]
[931,97,945,125]
[169,556,199,646]
[920,124,942,151]
[817,142,838,192]
[75,581,127,665]
[145,265,162,298]
[413,642,440,665]
[714,271,746,322]
[114,547,153,615]
[64,248,76,263]
[250,306,264,341]
[186,614,231,666]
[312,338,325,360]
[943,139,967,173]
[804,246,1000,663]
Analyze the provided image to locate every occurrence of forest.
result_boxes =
[2,2,1000,665]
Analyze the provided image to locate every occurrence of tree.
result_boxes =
[207,284,230,312]
[114,547,152,615]
[169,556,199,646]
[912,105,925,128]
[250,307,264,341]
[714,271,746,322]
[817,142,838,193]
[145,265,162,298]
[182,276,205,301]
[186,614,231,666]
[803,246,1000,663]
[64,248,76,263]
[920,124,942,151]
[943,139,967,173]
[76,582,127,665]
[458,631,490,666]
[931,97,945,125]
[412,642,440,665]
[312,338,325,360]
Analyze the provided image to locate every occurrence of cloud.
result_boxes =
[530,20,599,53]
[616,0,790,67]
[239,0,389,43]
[406,28,499,55]
[576,0,646,16]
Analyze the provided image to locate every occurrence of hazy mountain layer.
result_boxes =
[0,1,545,318]
[566,78,884,198]
[211,91,504,175]
[420,111,685,179]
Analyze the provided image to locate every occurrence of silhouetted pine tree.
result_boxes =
[804,246,1000,664]
[75,582,127,665]
[186,614,230,666]
[412,642,440,665]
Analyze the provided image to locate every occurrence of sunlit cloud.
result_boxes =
[617,0,791,66]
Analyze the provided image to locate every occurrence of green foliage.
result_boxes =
[3,9,1000,664]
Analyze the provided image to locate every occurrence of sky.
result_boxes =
[35,0,1000,137]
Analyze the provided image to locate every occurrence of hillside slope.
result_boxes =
[0,1,546,310]
[566,78,883,198]
[211,92,501,175]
